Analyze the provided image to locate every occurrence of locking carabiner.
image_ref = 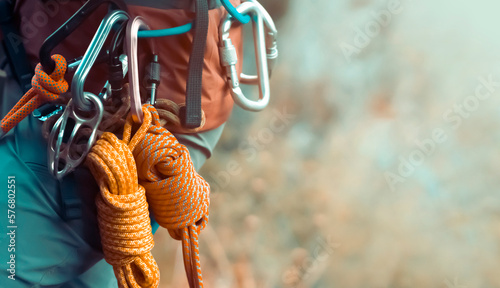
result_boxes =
[219,1,278,111]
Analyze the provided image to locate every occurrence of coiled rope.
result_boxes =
[87,105,210,288]
[86,131,160,288]
[1,54,68,136]
[124,105,210,288]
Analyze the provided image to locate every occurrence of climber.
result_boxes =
[0,0,244,287]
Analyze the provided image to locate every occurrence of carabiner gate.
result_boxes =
[240,0,278,84]
[126,16,155,123]
[219,1,278,112]
[48,10,129,179]
[72,10,129,112]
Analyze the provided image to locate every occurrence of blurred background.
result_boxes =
[153,0,500,287]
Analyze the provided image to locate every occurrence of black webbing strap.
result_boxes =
[0,0,33,93]
[124,0,220,11]
[181,0,209,129]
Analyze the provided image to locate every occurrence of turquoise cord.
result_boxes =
[138,22,193,38]
[137,0,249,38]
[221,0,251,24]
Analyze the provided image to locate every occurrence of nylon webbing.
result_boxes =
[182,0,209,129]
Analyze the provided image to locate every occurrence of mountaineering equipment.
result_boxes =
[86,127,159,288]
[38,0,127,75]
[239,0,278,82]
[10,0,247,133]
[126,16,153,123]
[0,54,68,139]
[71,11,129,112]
[47,91,104,179]
[138,22,193,38]
[108,20,129,101]
[0,0,33,93]
[127,106,210,288]
[0,0,279,286]
[47,10,129,179]
[144,54,161,106]
[86,105,210,288]
[219,1,278,111]
[221,0,251,23]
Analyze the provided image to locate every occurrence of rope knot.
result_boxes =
[1,54,68,134]
[32,54,68,102]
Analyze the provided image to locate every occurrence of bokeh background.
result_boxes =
[153,0,500,287]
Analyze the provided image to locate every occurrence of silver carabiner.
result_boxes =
[220,1,275,111]
[48,10,129,179]
[240,0,278,84]
[72,10,129,112]
[126,16,152,123]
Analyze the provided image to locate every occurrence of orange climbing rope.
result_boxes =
[125,105,210,288]
[0,54,67,136]
[86,131,160,288]
[87,105,210,288]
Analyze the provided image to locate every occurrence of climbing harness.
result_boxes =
[0,0,278,287]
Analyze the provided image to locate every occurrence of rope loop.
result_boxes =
[122,105,210,288]
[86,131,160,288]
[0,54,68,135]
[32,54,68,102]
